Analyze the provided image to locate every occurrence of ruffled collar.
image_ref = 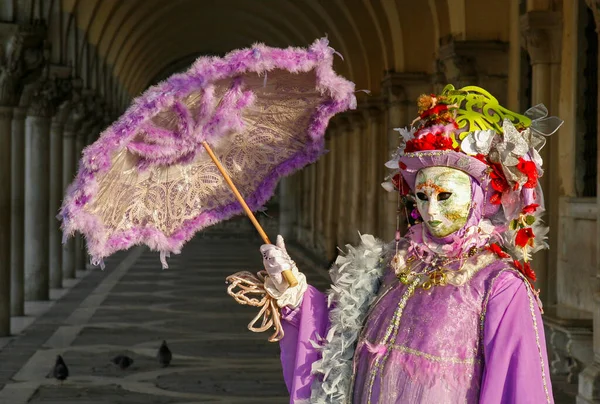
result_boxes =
[405,219,498,262]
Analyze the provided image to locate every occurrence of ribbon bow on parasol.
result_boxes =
[59,38,355,333]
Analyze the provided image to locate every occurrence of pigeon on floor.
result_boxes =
[157,340,172,367]
[111,354,134,370]
[53,355,69,382]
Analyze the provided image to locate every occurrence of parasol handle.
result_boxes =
[201,141,298,288]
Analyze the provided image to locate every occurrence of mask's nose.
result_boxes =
[427,197,440,219]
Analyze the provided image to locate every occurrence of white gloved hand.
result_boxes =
[260,235,307,308]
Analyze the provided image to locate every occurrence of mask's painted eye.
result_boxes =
[416,192,428,201]
[438,192,452,201]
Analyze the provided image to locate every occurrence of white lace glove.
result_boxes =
[260,235,307,309]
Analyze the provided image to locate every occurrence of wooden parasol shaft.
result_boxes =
[201,141,298,287]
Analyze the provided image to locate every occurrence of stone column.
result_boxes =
[521,10,563,307]
[0,106,12,336]
[314,133,331,257]
[73,106,100,271]
[74,123,91,271]
[278,177,297,241]
[323,127,339,260]
[300,167,312,246]
[335,119,351,246]
[380,77,405,241]
[47,75,73,286]
[580,3,600,403]
[49,117,65,288]
[59,80,84,278]
[23,70,71,300]
[345,112,365,245]
[308,160,318,251]
[290,174,301,242]
[10,107,25,316]
[61,117,79,279]
[0,23,46,334]
[24,110,52,300]
[380,73,431,241]
[361,101,384,236]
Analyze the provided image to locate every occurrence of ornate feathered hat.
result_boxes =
[383,84,563,283]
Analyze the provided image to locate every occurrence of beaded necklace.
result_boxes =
[392,246,479,290]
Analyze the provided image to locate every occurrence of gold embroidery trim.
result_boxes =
[480,269,551,404]
[479,270,508,350]
[403,150,454,158]
[390,344,478,365]
[366,278,419,404]
[521,274,551,403]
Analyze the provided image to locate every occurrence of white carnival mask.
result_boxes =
[415,167,472,238]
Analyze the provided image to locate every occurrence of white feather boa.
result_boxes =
[308,234,388,403]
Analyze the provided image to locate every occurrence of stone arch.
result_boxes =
[361,0,392,70]
[445,0,510,41]
[62,11,79,74]
[392,0,438,73]
[121,10,299,95]
[334,0,389,91]
[380,0,406,70]
[299,1,361,86]
[46,0,63,64]
[428,0,452,47]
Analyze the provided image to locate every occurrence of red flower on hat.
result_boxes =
[486,243,510,258]
[515,228,535,248]
[404,133,456,153]
[488,162,510,205]
[522,204,539,214]
[516,158,538,188]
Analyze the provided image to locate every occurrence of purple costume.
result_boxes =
[277,178,553,403]
[279,249,552,403]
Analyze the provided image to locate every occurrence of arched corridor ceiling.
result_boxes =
[60,0,511,100]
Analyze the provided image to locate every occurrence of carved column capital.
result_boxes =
[0,105,13,120]
[360,97,385,120]
[381,72,431,107]
[435,40,509,94]
[335,115,352,134]
[435,40,510,104]
[0,23,47,107]
[64,99,86,134]
[435,44,477,90]
[51,70,78,123]
[65,91,101,136]
[346,109,366,131]
[27,75,72,118]
[520,11,562,65]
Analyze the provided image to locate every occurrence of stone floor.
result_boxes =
[0,226,576,404]
[0,229,328,404]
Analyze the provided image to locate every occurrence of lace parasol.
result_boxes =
[59,38,356,280]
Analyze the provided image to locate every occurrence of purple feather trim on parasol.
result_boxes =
[59,38,356,267]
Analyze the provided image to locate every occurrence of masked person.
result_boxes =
[250,85,561,403]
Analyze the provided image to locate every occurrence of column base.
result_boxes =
[578,362,600,403]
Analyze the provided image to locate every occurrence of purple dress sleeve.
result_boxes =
[480,271,554,403]
[279,285,330,403]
